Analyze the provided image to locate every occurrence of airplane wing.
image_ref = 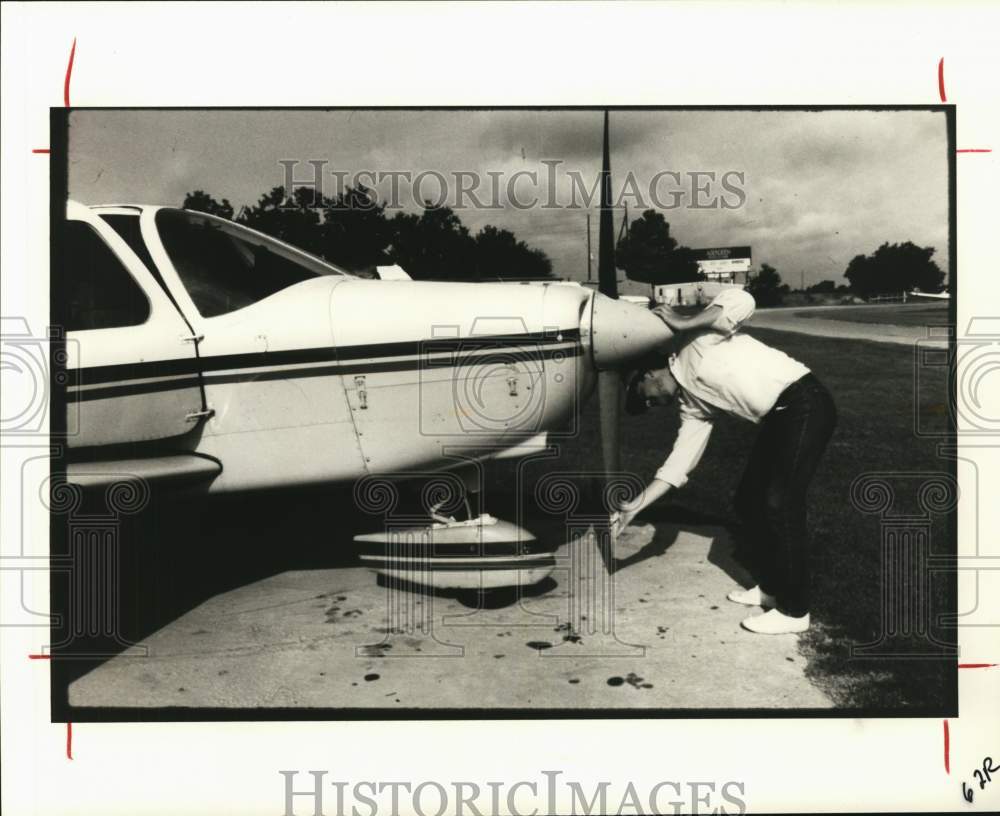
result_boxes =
[375,264,412,280]
[66,454,221,488]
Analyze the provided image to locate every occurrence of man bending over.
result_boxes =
[615,289,837,635]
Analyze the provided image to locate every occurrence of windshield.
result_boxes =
[155,208,348,318]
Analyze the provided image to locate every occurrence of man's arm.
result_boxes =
[615,402,714,530]
[651,304,723,333]
[652,289,756,335]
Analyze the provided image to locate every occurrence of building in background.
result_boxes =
[653,279,745,306]
[650,246,751,306]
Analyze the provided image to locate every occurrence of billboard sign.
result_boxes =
[692,246,752,279]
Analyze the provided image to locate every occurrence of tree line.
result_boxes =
[746,242,947,306]
[182,186,554,281]
[184,190,947,301]
[600,208,948,304]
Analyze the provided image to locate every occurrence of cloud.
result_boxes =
[68,108,950,287]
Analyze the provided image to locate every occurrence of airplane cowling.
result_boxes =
[328,279,593,475]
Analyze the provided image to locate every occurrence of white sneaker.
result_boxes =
[727,585,776,608]
[741,608,810,634]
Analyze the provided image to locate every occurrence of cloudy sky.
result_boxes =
[68,108,949,289]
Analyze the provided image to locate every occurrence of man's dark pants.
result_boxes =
[733,373,837,617]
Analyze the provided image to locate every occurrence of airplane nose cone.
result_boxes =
[589,292,674,370]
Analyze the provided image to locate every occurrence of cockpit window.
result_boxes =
[155,208,347,318]
[64,221,150,331]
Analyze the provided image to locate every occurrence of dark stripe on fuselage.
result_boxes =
[72,376,204,402]
[69,344,583,402]
[65,329,582,387]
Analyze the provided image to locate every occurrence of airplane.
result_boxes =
[908,289,951,300]
[58,115,672,593]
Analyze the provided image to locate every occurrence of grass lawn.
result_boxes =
[795,303,951,328]
[514,326,955,710]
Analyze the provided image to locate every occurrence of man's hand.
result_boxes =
[615,495,644,531]
[612,479,671,536]
[651,304,682,330]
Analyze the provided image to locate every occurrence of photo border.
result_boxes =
[47,104,959,724]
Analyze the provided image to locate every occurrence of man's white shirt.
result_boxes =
[654,289,811,489]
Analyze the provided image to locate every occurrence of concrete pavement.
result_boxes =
[69,522,832,710]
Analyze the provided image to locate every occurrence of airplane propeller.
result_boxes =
[588,111,675,537]
[596,110,621,483]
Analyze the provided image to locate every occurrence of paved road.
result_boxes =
[751,304,950,348]
[70,523,832,710]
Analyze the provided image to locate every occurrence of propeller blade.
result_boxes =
[597,110,620,481]
[598,369,621,476]
[597,110,617,300]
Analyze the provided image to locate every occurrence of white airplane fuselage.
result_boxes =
[64,202,664,492]
[183,274,593,492]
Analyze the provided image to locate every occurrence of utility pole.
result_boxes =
[586,212,592,282]
[800,270,805,292]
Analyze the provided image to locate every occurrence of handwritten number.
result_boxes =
[961,756,998,802]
